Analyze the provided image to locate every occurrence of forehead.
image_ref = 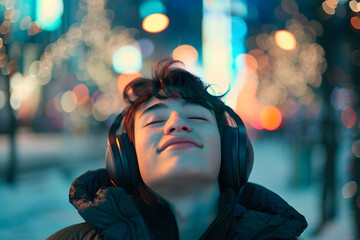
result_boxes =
[137,97,211,116]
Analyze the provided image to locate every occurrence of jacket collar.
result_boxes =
[137,183,238,240]
[68,169,307,239]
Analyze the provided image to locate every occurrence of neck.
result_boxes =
[152,182,221,240]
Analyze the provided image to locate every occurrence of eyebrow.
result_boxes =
[140,100,201,117]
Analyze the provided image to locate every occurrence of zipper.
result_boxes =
[199,207,233,240]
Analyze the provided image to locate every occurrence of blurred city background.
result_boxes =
[0,0,359,239]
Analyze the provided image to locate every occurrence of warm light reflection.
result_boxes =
[249,49,268,68]
[117,71,142,94]
[322,1,335,15]
[351,16,360,30]
[260,105,282,131]
[73,83,89,104]
[341,107,357,128]
[0,21,10,35]
[275,30,296,50]
[142,13,169,33]
[235,54,258,72]
[172,45,199,65]
[325,0,339,9]
[349,0,360,12]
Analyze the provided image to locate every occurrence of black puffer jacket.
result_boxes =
[47,169,307,240]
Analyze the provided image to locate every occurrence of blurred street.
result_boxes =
[0,0,359,239]
[0,132,354,240]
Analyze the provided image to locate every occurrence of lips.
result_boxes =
[158,137,203,152]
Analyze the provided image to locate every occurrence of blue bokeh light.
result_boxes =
[139,0,166,19]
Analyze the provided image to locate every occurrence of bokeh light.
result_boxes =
[36,0,64,31]
[139,0,166,19]
[351,16,360,30]
[235,54,258,72]
[112,46,142,73]
[172,44,199,66]
[322,1,335,15]
[341,107,357,128]
[281,0,299,14]
[349,0,360,12]
[61,91,77,113]
[0,20,10,35]
[342,181,358,199]
[232,17,247,38]
[0,90,5,110]
[137,38,155,58]
[352,140,360,158]
[78,97,93,117]
[260,105,283,131]
[72,83,89,105]
[275,30,296,50]
[142,13,169,33]
[330,87,357,110]
[117,71,142,94]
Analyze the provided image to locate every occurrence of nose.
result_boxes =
[164,112,192,134]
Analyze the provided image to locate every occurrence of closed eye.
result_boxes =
[145,120,165,127]
[188,117,207,121]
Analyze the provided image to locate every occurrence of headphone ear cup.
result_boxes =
[220,124,254,191]
[105,133,141,192]
[220,126,238,190]
[118,133,141,190]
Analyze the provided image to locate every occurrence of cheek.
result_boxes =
[134,131,159,176]
[205,129,222,168]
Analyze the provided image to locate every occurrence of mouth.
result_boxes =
[158,137,203,152]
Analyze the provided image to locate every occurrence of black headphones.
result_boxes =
[105,105,254,193]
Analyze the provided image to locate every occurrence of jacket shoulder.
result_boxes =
[46,222,102,240]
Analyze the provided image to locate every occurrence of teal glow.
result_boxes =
[231,16,247,70]
[113,46,142,73]
[139,0,166,19]
[36,0,64,31]
[232,17,247,39]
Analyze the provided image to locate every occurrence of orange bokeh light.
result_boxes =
[351,16,360,30]
[260,105,282,131]
[172,44,198,65]
[142,13,169,33]
[117,72,143,94]
[341,107,357,128]
[73,83,89,104]
[275,30,296,50]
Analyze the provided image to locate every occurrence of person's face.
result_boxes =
[133,97,221,190]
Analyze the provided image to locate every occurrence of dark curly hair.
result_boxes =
[122,58,228,143]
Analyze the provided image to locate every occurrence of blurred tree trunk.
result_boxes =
[2,43,18,183]
[316,5,348,232]
[350,13,360,238]
[3,71,18,183]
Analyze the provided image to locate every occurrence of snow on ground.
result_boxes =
[0,134,355,239]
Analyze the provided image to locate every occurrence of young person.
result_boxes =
[48,59,307,240]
